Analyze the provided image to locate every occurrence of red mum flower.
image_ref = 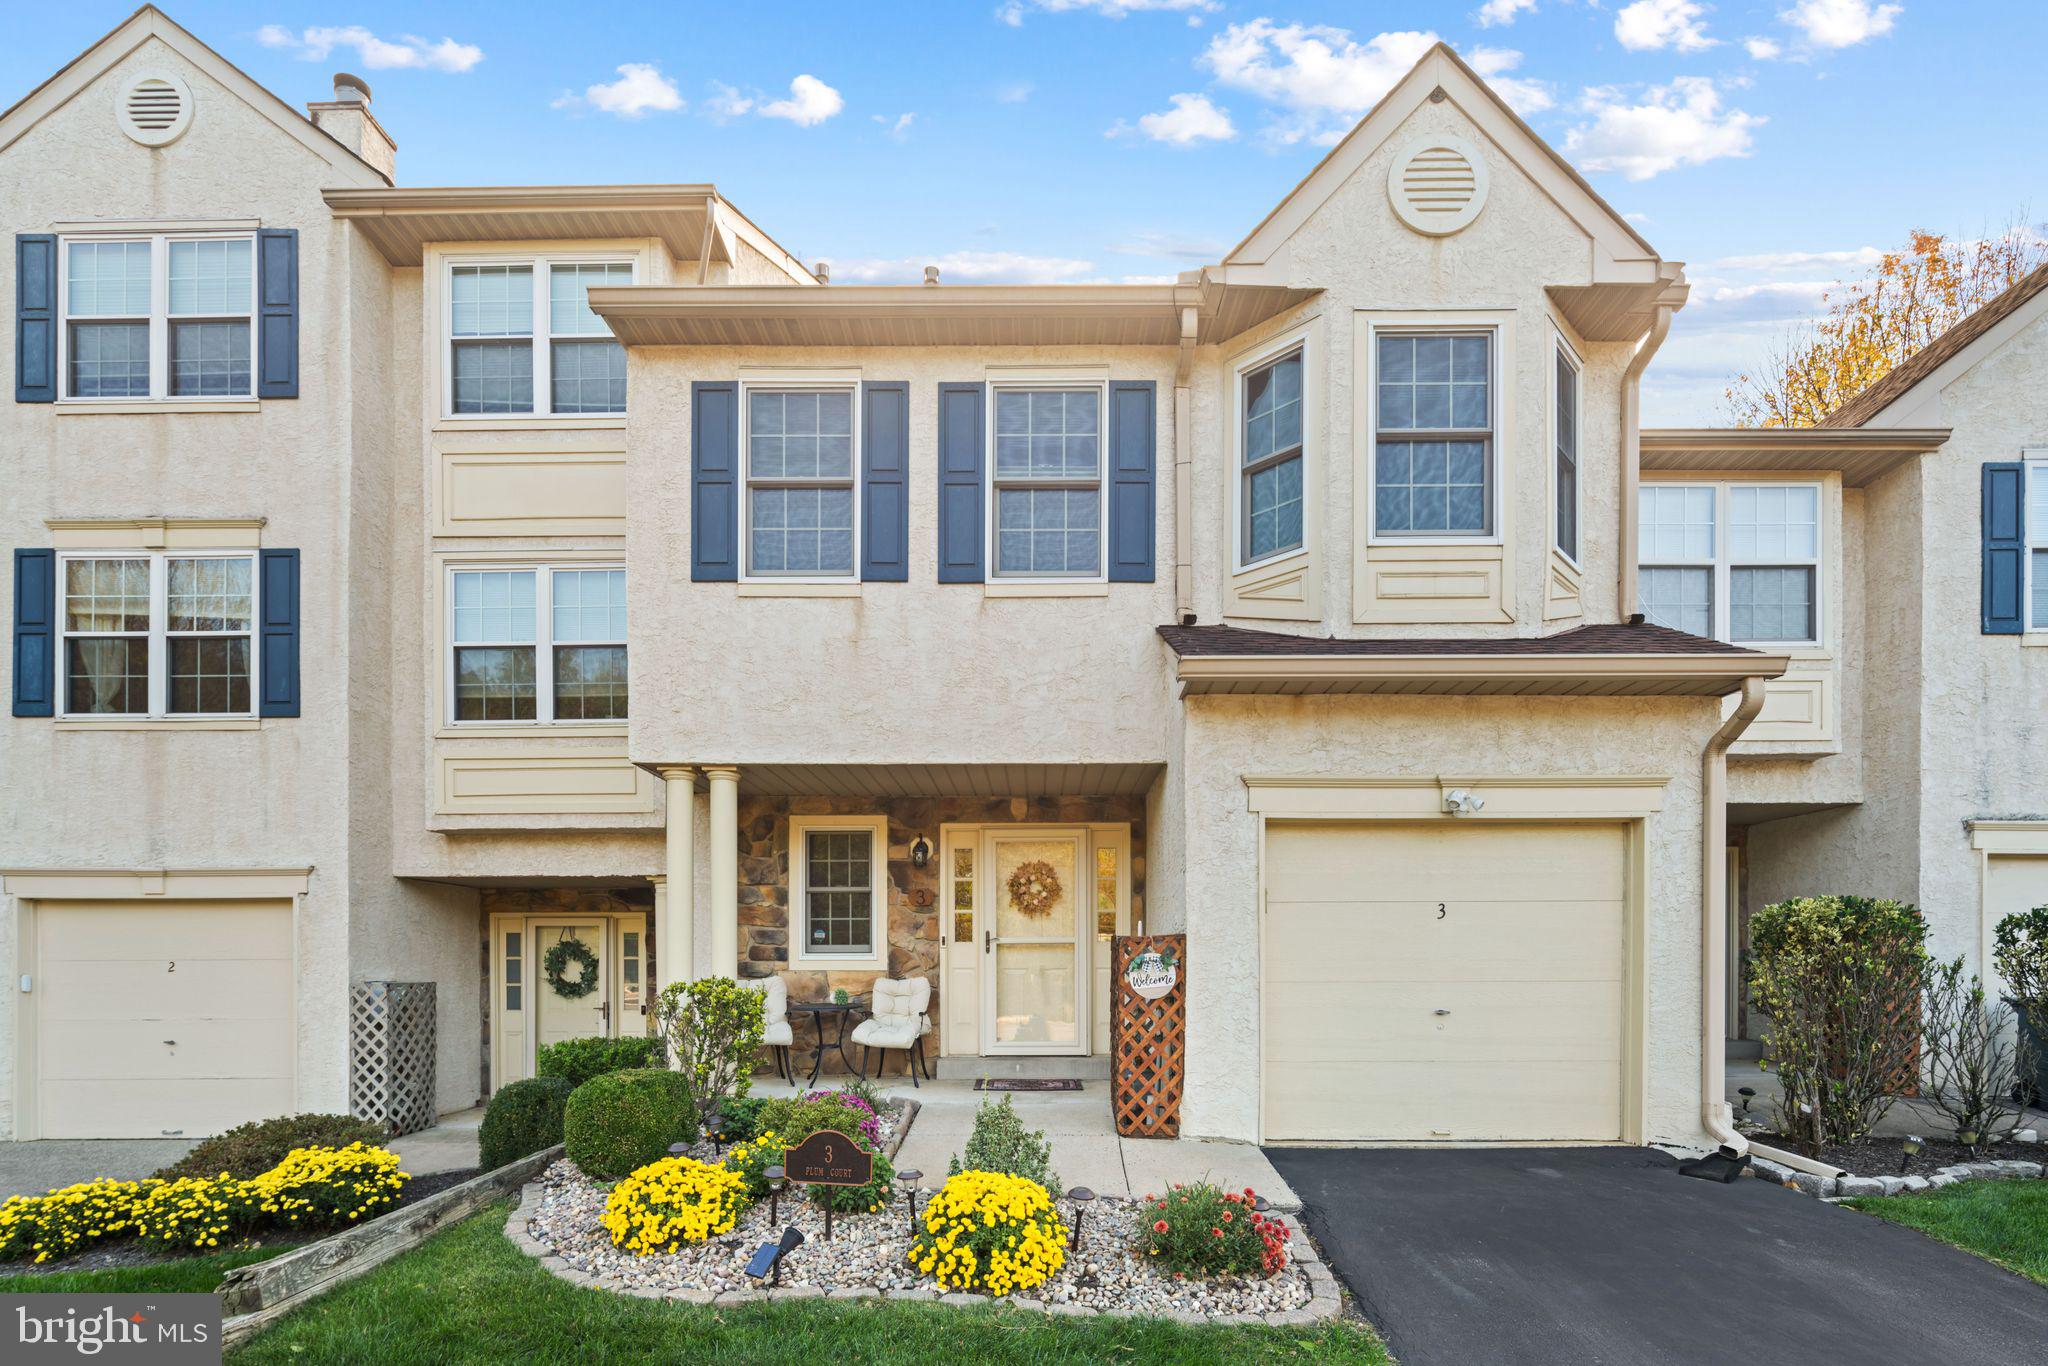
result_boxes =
[1212,1228,1225,1238]
[1222,1211,1233,1223]
[1153,1220,1169,1234]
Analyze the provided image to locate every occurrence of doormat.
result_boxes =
[974,1079,1084,1092]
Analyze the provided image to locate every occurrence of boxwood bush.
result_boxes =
[155,1113,390,1180]
[564,1068,698,1180]
[479,1076,576,1171]
[535,1035,662,1089]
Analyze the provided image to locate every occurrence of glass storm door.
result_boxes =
[532,920,609,1059]
[982,830,1088,1055]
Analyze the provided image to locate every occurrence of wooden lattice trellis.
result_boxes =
[1112,935,1185,1138]
[350,981,437,1137]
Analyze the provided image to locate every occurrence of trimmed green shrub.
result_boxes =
[536,1035,661,1089]
[810,1148,894,1214]
[1993,906,2048,1011]
[653,976,766,1109]
[155,1114,389,1180]
[479,1076,576,1171]
[756,1095,875,1148]
[947,1095,1060,1192]
[563,1068,698,1180]
[710,1095,767,1144]
[1749,894,1927,1154]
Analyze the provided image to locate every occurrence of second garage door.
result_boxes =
[1264,821,1627,1143]
[34,900,295,1139]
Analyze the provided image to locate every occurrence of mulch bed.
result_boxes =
[1751,1132,2037,1178]
[5,1166,480,1279]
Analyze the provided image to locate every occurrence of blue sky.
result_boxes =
[8,2,2044,421]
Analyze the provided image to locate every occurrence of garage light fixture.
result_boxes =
[1443,788,1486,816]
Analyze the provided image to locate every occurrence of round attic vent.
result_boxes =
[118,72,193,147]
[1388,135,1489,237]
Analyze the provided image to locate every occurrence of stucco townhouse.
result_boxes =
[3,8,2041,1154]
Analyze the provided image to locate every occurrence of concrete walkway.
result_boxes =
[755,1077,1300,1209]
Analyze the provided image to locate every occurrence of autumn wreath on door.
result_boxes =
[544,935,601,999]
[1006,859,1064,919]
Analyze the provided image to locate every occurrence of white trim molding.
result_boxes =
[789,813,891,972]
[1,868,314,899]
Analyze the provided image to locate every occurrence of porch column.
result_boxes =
[658,767,697,984]
[705,765,741,978]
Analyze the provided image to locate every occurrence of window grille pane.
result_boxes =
[1556,349,1578,561]
[995,390,1099,477]
[66,638,148,714]
[65,558,149,632]
[169,321,251,396]
[1729,486,1818,560]
[1243,354,1302,466]
[1638,485,1716,560]
[1373,439,1486,534]
[451,570,536,644]
[450,265,533,336]
[452,340,534,413]
[2031,467,2048,545]
[549,339,626,414]
[454,646,537,721]
[168,239,252,315]
[549,263,632,335]
[550,569,627,641]
[1731,566,1816,642]
[554,644,629,720]
[69,322,150,397]
[749,389,855,479]
[749,487,855,575]
[1246,454,1303,561]
[805,830,873,951]
[1639,566,1713,637]
[996,487,1100,575]
[2034,548,2048,630]
[67,241,151,316]
[167,637,250,714]
[167,558,253,631]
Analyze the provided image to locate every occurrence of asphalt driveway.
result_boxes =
[1265,1146,2048,1366]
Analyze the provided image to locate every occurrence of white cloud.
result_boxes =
[553,63,682,118]
[873,112,917,141]
[704,83,754,121]
[1475,0,1538,27]
[995,80,1036,103]
[1200,21,1438,144]
[1465,46,1555,115]
[1613,0,1718,53]
[759,74,844,126]
[257,24,482,72]
[1123,92,1236,145]
[1744,36,1783,59]
[827,250,1098,284]
[1110,229,1228,261]
[998,0,1219,22]
[1778,0,1902,49]
[1711,246,1882,270]
[1564,77,1763,180]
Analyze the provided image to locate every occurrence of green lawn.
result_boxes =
[229,1200,1388,1365]
[0,1245,287,1295]
[1844,1180,2048,1287]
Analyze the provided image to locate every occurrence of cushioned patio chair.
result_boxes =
[743,975,795,1083]
[851,976,934,1087]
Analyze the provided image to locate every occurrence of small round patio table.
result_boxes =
[789,998,865,1089]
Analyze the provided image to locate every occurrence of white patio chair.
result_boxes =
[850,976,934,1087]
[743,974,795,1083]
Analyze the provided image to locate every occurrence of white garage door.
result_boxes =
[34,901,294,1139]
[1264,822,1626,1143]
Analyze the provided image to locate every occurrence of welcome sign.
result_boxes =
[1123,946,1179,1001]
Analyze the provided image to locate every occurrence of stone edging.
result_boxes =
[882,1096,919,1164]
[1753,1154,2044,1200]
[502,1178,1344,1327]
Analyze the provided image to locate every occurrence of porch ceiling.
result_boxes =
[728,763,1163,799]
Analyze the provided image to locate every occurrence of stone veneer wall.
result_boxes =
[739,796,1145,1066]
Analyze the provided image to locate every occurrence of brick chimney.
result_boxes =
[308,73,396,181]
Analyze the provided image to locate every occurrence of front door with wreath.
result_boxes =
[535,920,609,1054]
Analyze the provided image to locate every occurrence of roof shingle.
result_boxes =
[1822,263,2048,429]
[1156,622,1756,658]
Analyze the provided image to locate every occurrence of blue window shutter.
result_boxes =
[937,383,985,583]
[1983,461,2025,634]
[861,381,910,581]
[16,234,57,402]
[257,229,299,399]
[692,381,740,581]
[259,549,300,716]
[1107,380,1156,582]
[12,548,55,716]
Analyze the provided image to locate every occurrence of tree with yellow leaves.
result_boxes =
[1722,224,2048,428]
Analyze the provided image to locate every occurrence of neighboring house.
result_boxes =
[2,10,2028,1154]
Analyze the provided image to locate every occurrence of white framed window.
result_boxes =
[1553,335,1581,564]
[742,384,859,579]
[790,814,889,970]
[57,551,258,717]
[445,256,632,417]
[1371,329,1496,538]
[1238,344,1305,566]
[59,234,256,400]
[445,564,628,724]
[988,383,1106,579]
[2028,456,2048,630]
[1637,482,1822,645]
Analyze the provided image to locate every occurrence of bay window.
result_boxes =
[447,257,631,417]
[1554,339,1581,562]
[448,565,628,723]
[62,234,255,400]
[1373,331,1494,537]
[59,552,257,716]
[992,386,1103,578]
[1240,347,1304,564]
[1638,482,1821,644]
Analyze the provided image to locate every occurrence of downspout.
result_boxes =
[1698,675,1766,1156]
[1173,304,1198,624]
[1618,303,1675,621]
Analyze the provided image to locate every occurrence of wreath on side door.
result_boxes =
[1006,860,1064,919]
[544,936,601,999]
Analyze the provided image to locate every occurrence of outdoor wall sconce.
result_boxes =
[745,1225,806,1288]
[897,1168,923,1239]
[910,835,933,868]
[1443,788,1486,816]
[1065,1186,1096,1252]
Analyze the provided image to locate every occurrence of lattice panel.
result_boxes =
[350,981,437,1137]
[1112,935,1185,1138]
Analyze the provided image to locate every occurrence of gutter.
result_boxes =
[1618,302,1675,622]
[1174,305,1199,624]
